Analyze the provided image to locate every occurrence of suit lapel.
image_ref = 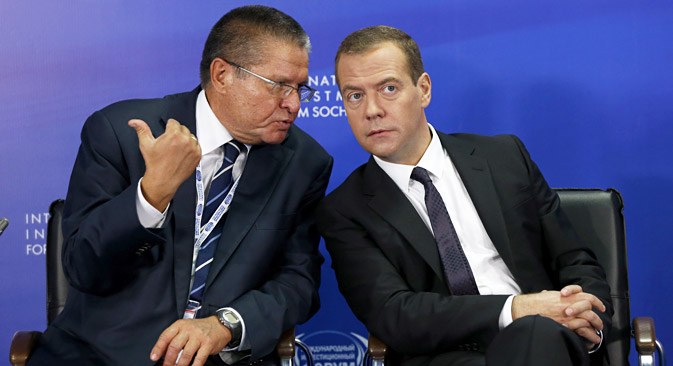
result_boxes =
[203,141,294,291]
[363,157,446,282]
[438,133,515,270]
[159,88,200,316]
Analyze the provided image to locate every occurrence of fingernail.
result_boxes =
[150,353,157,361]
[566,308,573,315]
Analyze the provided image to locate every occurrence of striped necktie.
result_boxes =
[411,167,479,296]
[190,139,244,303]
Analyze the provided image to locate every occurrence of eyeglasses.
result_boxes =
[224,60,316,102]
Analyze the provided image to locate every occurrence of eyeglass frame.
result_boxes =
[224,59,316,102]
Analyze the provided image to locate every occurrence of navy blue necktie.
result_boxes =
[410,167,479,296]
[190,140,244,303]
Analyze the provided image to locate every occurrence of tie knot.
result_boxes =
[223,140,244,162]
[411,166,432,185]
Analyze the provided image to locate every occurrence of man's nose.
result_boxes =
[280,89,301,113]
[365,94,384,120]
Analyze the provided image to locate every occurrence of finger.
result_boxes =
[129,119,156,146]
[179,124,191,136]
[576,309,604,330]
[594,298,606,313]
[562,317,591,330]
[191,346,211,366]
[580,293,607,313]
[560,285,582,296]
[565,299,593,316]
[163,332,189,366]
[150,325,179,362]
[176,338,201,366]
[575,326,601,345]
[165,118,181,131]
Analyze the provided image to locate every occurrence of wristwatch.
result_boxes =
[216,309,242,348]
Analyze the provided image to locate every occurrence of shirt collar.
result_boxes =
[195,89,235,156]
[373,123,444,192]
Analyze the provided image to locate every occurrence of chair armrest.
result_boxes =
[633,317,656,355]
[9,331,41,366]
[368,334,387,362]
[276,327,295,360]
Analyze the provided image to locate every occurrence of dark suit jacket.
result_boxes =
[38,88,333,365]
[316,132,612,364]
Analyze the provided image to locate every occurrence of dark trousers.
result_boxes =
[404,315,590,366]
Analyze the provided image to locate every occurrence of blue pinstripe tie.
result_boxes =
[411,167,479,296]
[190,140,244,303]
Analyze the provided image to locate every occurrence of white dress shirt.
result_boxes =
[373,123,521,329]
[135,90,251,358]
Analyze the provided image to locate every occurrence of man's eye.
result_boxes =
[381,85,396,94]
[348,93,362,102]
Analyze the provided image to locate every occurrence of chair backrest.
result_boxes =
[46,199,68,325]
[554,188,630,365]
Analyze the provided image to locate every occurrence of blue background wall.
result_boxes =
[1,1,671,364]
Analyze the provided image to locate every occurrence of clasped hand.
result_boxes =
[512,285,606,347]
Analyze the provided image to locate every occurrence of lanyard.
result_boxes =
[188,161,240,290]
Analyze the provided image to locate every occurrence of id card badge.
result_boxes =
[183,300,202,319]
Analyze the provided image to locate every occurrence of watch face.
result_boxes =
[223,312,238,323]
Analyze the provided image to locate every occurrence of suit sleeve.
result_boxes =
[227,155,333,360]
[510,135,613,348]
[61,110,167,295]
[317,198,508,355]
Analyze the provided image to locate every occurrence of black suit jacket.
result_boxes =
[38,88,333,365]
[316,132,611,364]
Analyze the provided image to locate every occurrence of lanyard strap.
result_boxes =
[189,161,240,282]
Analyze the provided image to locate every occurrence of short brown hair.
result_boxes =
[335,25,424,86]
[200,5,311,87]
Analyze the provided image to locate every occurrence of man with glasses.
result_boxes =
[28,6,332,366]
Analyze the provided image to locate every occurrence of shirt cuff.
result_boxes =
[218,307,249,354]
[136,178,169,228]
[498,295,515,330]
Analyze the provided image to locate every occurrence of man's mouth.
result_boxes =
[368,129,390,136]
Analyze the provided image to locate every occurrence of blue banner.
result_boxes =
[1,1,671,364]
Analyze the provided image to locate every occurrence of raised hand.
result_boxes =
[129,118,201,212]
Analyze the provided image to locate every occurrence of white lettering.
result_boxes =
[27,213,49,224]
[324,90,332,102]
[34,228,45,240]
[320,75,331,86]
[298,107,309,118]
[26,244,46,255]
[336,91,343,101]
[312,106,347,118]
[312,91,321,102]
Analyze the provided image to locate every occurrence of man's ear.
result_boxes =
[210,58,232,93]
[417,72,432,108]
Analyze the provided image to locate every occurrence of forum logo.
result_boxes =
[296,330,368,366]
